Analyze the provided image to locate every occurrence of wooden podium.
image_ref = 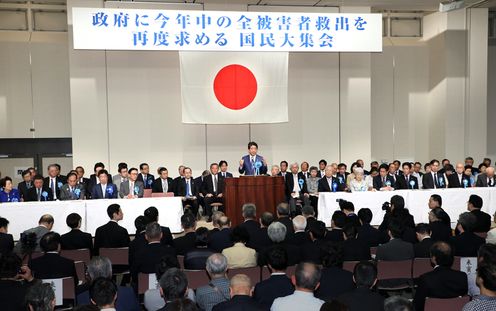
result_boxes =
[224,176,286,227]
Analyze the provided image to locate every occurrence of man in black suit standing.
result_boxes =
[202,163,225,220]
[422,159,448,189]
[286,163,310,215]
[318,160,327,178]
[60,213,93,252]
[137,163,154,189]
[277,160,289,180]
[0,217,14,255]
[414,223,434,258]
[449,163,472,188]
[29,232,78,285]
[372,164,396,191]
[175,167,200,216]
[219,160,233,178]
[395,163,419,190]
[173,213,197,255]
[17,170,33,201]
[26,175,53,202]
[213,274,265,311]
[450,212,485,257]
[253,246,294,308]
[476,166,496,187]
[467,194,491,233]
[75,166,90,198]
[413,242,468,311]
[152,167,173,194]
[93,204,130,255]
[337,261,384,311]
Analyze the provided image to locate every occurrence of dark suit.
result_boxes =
[76,286,140,311]
[238,154,267,176]
[448,173,472,188]
[152,177,173,193]
[326,229,344,242]
[17,181,32,201]
[315,267,354,301]
[413,266,468,311]
[277,171,288,180]
[90,183,118,199]
[430,221,452,242]
[342,238,371,261]
[212,295,266,311]
[357,224,388,248]
[60,229,93,253]
[173,232,197,255]
[0,279,36,311]
[471,209,492,233]
[238,220,261,249]
[337,287,385,311]
[287,231,311,246]
[449,232,485,257]
[202,174,225,217]
[130,242,176,281]
[93,221,130,255]
[318,176,340,192]
[208,229,233,253]
[30,253,78,285]
[372,175,396,191]
[175,178,199,215]
[218,171,232,178]
[137,173,155,189]
[87,173,113,199]
[0,232,14,255]
[276,217,294,241]
[476,173,496,187]
[258,243,302,267]
[395,174,419,190]
[25,186,53,202]
[184,247,214,270]
[285,173,310,213]
[248,227,272,252]
[414,237,434,258]
[422,172,448,189]
[253,274,294,309]
[43,176,65,200]
[376,238,414,261]
[301,239,327,264]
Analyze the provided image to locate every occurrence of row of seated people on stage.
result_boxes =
[1,194,496,311]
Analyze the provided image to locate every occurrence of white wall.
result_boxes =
[488,42,496,160]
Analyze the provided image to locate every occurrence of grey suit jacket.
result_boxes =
[376,238,414,261]
[476,173,495,187]
[14,225,50,254]
[113,175,127,191]
[59,183,86,200]
[119,180,144,198]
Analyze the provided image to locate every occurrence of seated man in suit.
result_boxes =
[93,204,130,255]
[414,223,434,258]
[137,163,155,189]
[90,170,118,199]
[130,222,176,283]
[0,217,14,256]
[173,213,197,255]
[174,167,199,216]
[288,215,311,246]
[155,268,189,311]
[376,219,414,261]
[342,225,371,262]
[337,261,385,311]
[196,253,230,311]
[238,141,268,176]
[143,206,174,246]
[218,160,233,178]
[76,256,140,311]
[112,163,128,192]
[254,246,295,308]
[208,216,233,253]
[183,227,214,270]
[271,263,325,311]
[60,213,93,252]
[395,162,419,190]
[14,214,53,254]
[467,194,492,233]
[59,172,85,200]
[428,194,451,225]
[326,211,346,242]
[17,169,33,201]
[213,274,265,311]
[372,164,395,191]
[449,163,471,188]
[119,167,144,199]
[258,222,302,267]
[476,166,496,187]
[222,226,257,269]
[357,208,388,248]
[202,163,225,220]
[89,278,118,310]
[286,163,311,215]
[413,242,468,311]
[43,164,65,200]
[237,203,261,248]
[422,159,448,189]
[26,175,53,202]
[29,232,78,285]
[318,165,343,193]
[450,212,485,257]
[152,167,173,193]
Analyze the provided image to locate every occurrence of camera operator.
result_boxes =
[378,195,416,243]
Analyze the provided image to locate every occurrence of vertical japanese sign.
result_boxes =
[72,8,382,52]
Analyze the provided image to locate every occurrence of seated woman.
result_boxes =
[349,168,370,192]
[0,177,20,203]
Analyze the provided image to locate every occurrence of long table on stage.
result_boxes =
[318,188,496,228]
[224,176,286,226]
[1,197,184,240]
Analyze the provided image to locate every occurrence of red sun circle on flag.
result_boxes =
[213,64,258,110]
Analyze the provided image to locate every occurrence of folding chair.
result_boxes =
[343,261,360,273]
[424,296,470,311]
[228,266,261,283]
[184,270,210,290]
[377,260,413,291]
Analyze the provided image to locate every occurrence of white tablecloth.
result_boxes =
[318,188,496,228]
[2,197,184,240]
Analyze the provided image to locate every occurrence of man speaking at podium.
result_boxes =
[238,142,268,176]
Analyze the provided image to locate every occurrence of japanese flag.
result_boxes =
[180,51,288,124]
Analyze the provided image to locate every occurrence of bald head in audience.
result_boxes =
[229,274,253,297]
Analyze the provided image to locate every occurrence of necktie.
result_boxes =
[27,182,31,189]
[489,178,493,187]
[383,177,386,185]
[102,185,106,198]
[434,173,439,188]
[130,182,134,195]
[406,176,409,186]
[186,180,191,196]
[213,175,218,193]
[37,188,41,201]
[50,179,55,193]
[163,180,168,193]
